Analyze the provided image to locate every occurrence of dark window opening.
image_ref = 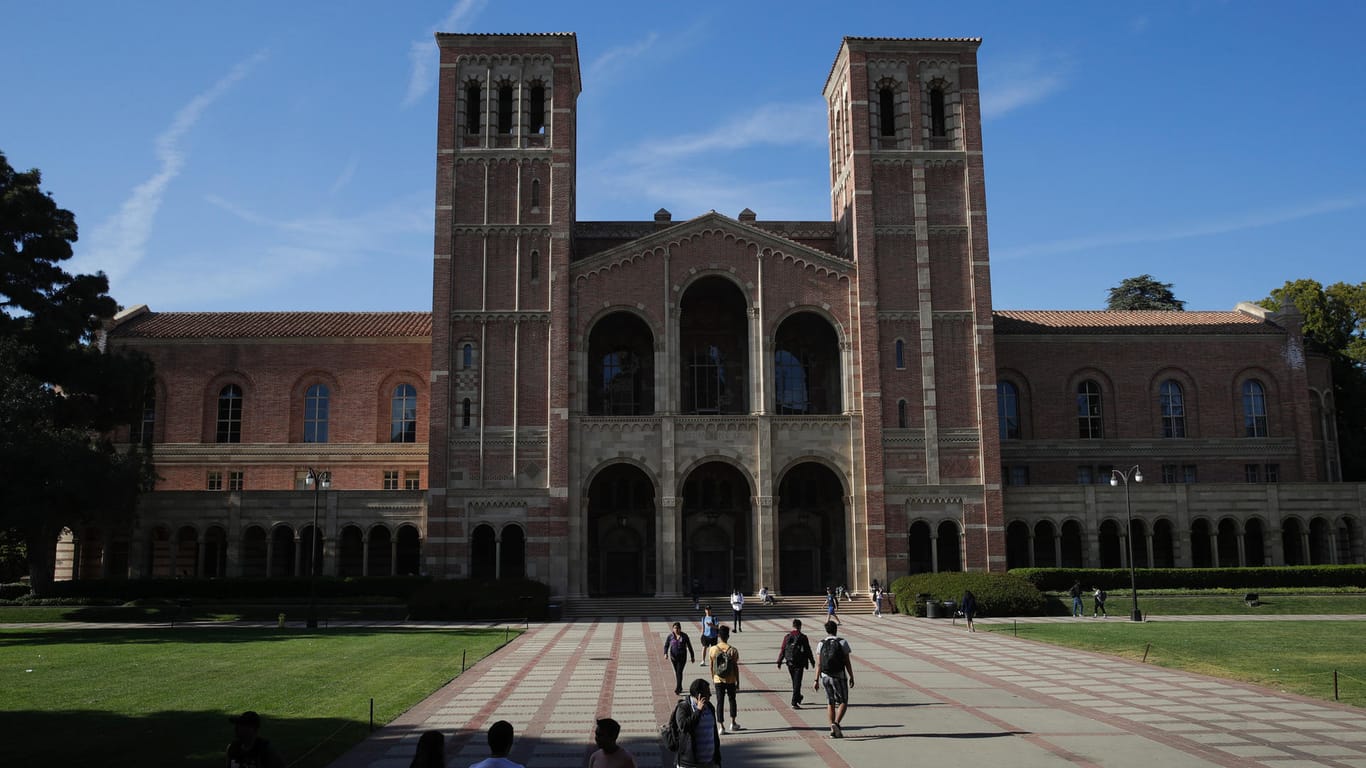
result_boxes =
[390,384,417,443]
[879,87,896,136]
[998,381,1020,440]
[930,87,947,137]
[216,385,242,443]
[530,178,540,208]
[897,399,907,428]
[464,83,481,134]
[497,84,514,134]
[529,84,546,133]
[1077,380,1103,439]
[462,398,472,428]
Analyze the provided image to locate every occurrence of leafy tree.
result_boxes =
[0,151,153,594]
[1107,274,1186,311]
[1261,279,1366,481]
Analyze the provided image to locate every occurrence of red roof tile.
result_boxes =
[110,311,431,340]
[993,310,1281,335]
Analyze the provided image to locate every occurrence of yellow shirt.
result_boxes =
[708,640,739,684]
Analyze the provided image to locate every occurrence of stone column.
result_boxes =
[1027,532,1036,567]
[1236,533,1246,567]
[660,495,679,596]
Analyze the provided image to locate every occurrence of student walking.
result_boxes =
[468,720,525,768]
[960,589,977,632]
[776,618,816,708]
[813,620,854,738]
[698,606,719,666]
[664,622,697,695]
[669,679,721,768]
[871,584,883,617]
[824,586,840,625]
[588,717,638,768]
[1092,586,1108,618]
[1068,581,1084,617]
[707,625,741,733]
[729,588,744,631]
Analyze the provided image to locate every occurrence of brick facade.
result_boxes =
[70,33,1363,590]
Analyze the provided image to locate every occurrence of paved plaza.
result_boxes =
[330,611,1366,768]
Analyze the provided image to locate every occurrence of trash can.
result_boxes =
[941,599,957,617]
[547,603,562,621]
[925,600,941,619]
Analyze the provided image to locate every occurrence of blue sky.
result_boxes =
[3,1,1362,313]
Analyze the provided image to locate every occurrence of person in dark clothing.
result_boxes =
[960,589,977,632]
[776,618,816,708]
[664,621,697,695]
[226,710,286,768]
[1068,581,1084,617]
[670,678,721,767]
[409,730,445,768]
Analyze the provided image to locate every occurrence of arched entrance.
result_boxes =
[679,277,749,414]
[682,462,751,593]
[1060,520,1085,567]
[586,464,656,595]
[908,521,932,574]
[1005,520,1030,568]
[500,524,526,579]
[936,520,962,572]
[470,524,496,580]
[777,462,846,593]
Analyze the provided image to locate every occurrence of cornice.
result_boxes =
[147,443,428,464]
[870,154,967,166]
[999,437,1299,460]
[449,312,551,324]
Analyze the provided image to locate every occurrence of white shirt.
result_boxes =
[730,592,744,610]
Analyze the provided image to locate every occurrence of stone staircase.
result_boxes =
[558,594,858,621]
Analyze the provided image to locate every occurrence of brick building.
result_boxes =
[84,33,1361,593]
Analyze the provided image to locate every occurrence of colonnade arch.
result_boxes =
[776,462,846,593]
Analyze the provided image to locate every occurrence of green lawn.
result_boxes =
[0,626,516,767]
[992,620,1366,707]
[1078,591,1366,616]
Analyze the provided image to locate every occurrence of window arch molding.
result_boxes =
[376,370,427,443]
[289,370,342,443]
[769,305,846,415]
[1232,368,1278,438]
[581,304,660,416]
[772,455,850,500]
[1149,368,1198,439]
[458,339,478,371]
[129,376,167,444]
[201,371,253,443]
[1066,369,1116,440]
[996,370,1032,439]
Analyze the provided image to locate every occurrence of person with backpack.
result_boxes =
[663,622,697,695]
[776,618,816,708]
[698,606,719,666]
[1092,586,1108,618]
[960,589,978,632]
[813,620,853,738]
[707,625,741,733]
[666,678,720,767]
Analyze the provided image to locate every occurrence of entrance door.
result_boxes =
[603,551,642,594]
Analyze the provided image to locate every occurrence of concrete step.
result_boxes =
[558,594,864,619]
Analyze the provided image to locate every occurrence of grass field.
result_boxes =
[1058,591,1366,617]
[0,625,516,767]
[991,620,1366,707]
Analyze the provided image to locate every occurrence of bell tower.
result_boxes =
[429,33,580,585]
[825,37,1005,572]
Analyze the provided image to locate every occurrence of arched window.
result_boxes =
[530,250,539,281]
[390,384,417,443]
[894,338,905,369]
[497,83,514,134]
[930,86,947,137]
[530,178,540,208]
[131,384,156,444]
[216,385,242,443]
[1077,380,1103,439]
[1160,380,1186,438]
[304,384,329,443]
[879,86,896,136]
[529,83,546,133]
[462,343,474,369]
[1243,380,1268,437]
[897,399,908,429]
[998,381,1020,440]
[464,82,481,134]
[462,398,472,428]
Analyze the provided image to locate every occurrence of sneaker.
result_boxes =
[719,723,727,734]
[730,722,741,731]
[829,725,837,739]
[792,701,801,709]
[832,723,844,738]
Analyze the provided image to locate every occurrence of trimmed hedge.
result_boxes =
[0,583,30,601]
[890,572,1049,617]
[30,576,430,601]
[407,578,550,620]
[1011,566,1366,593]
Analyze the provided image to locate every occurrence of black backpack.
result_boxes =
[819,637,846,675]
[783,632,805,666]
[713,646,736,677]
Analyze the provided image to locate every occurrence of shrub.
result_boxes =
[0,582,31,601]
[36,576,432,602]
[889,572,1049,617]
[408,578,550,620]
[1010,565,1366,593]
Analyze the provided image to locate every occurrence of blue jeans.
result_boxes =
[1072,596,1083,616]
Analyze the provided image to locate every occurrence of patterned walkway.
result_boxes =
[329,612,1366,768]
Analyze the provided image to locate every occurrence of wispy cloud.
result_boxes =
[402,0,486,108]
[79,50,268,282]
[996,196,1366,261]
[328,156,359,196]
[981,52,1070,120]
[586,33,660,82]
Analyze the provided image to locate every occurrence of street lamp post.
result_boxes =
[1109,465,1143,622]
[305,468,331,629]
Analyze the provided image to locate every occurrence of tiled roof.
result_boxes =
[993,310,1281,335]
[110,311,432,340]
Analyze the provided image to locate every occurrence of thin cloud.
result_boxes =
[78,50,267,283]
[997,196,1366,261]
[586,33,660,82]
[613,101,827,167]
[328,156,359,196]
[402,0,486,108]
[981,53,1070,120]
